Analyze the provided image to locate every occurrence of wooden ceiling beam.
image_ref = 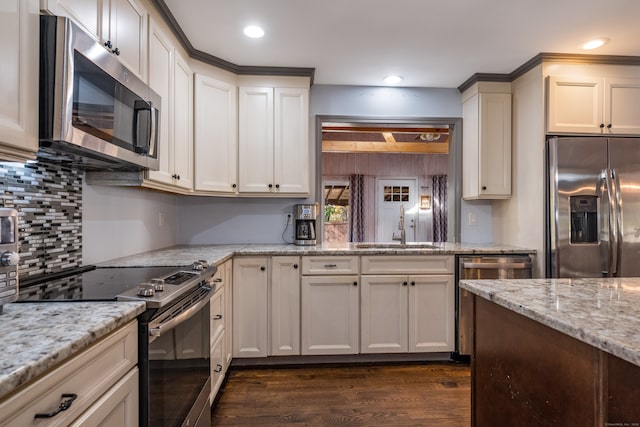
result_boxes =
[323,126,450,134]
[322,140,449,154]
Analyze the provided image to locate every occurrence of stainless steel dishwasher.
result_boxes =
[457,255,533,356]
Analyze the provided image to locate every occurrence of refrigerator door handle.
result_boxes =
[604,168,618,277]
[612,168,623,276]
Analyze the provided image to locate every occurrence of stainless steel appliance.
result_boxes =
[0,208,20,312]
[39,15,160,171]
[547,136,640,277]
[294,204,317,246]
[457,255,532,356]
[18,261,216,427]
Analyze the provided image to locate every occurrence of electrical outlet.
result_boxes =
[158,211,165,227]
[468,212,477,226]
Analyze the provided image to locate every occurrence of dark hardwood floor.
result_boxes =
[211,363,470,426]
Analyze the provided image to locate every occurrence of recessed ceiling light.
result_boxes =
[244,25,265,38]
[384,75,404,85]
[581,38,609,50]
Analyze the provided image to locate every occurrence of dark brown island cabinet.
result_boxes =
[471,296,640,427]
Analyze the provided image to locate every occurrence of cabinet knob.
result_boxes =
[600,123,605,128]
[275,184,280,189]
[268,184,273,189]
[607,123,612,129]
[232,183,237,188]
[112,47,120,56]
[403,281,408,286]
[481,186,487,191]
[410,281,416,286]
[213,314,222,320]
[104,40,113,49]
[260,266,266,271]
[353,281,358,286]
[293,264,298,269]
[214,364,223,373]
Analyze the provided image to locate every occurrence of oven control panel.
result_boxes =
[0,208,20,311]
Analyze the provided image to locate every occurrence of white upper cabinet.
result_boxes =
[146,20,193,191]
[171,51,194,190]
[547,75,640,135]
[462,82,512,200]
[41,0,101,38]
[194,74,238,193]
[42,0,148,80]
[146,21,173,185]
[101,0,148,80]
[238,79,310,196]
[0,0,38,162]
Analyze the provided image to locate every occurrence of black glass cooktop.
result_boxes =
[18,266,188,301]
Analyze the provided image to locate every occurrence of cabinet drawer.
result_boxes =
[0,321,137,427]
[361,255,454,275]
[210,332,225,400]
[210,285,225,345]
[302,256,359,275]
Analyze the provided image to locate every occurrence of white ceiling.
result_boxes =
[162,0,640,88]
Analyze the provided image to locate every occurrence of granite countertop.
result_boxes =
[0,301,145,401]
[97,242,535,268]
[459,277,640,368]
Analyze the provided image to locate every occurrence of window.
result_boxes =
[383,186,409,202]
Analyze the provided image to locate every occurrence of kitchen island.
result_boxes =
[459,277,640,427]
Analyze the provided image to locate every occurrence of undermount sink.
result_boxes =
[354,242,441,249]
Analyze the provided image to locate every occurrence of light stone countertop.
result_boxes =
[97,242,536,268]
[0,301,145,401]
[459,277,640,368]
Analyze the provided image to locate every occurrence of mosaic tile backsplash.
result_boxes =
[0,159,82,279]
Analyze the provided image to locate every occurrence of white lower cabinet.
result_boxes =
[233,257,268,358]
[270,256,301,356]
[360,256,455,354]
[301,275,360,355]
[0,321,138,427]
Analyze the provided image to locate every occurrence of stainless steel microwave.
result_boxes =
[39,15,160,171]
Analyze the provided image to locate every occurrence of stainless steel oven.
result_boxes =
[19,261,216,427]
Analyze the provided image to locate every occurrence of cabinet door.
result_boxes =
[274,87,309,194]
[408,275,455,352]
[69,369,138,427]
[194,74,238,193]
[210,332,225,403]
[605,77,640,135]
[301,275,359,355]
[547,75,604,134]
[0,0,38,162]
[102,0,147,80]
[41,0,100,39]
[233,257,268,357]
[479,92,511,197]
[210,286,224,345]
[360,275,408,353]
[238,86,274,193]
[223,260,233,365]
[146,21,173,185]
[270,256,301,356]
[172,51,194,190]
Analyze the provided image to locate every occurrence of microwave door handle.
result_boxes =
[133,100,151,154]
[148,106,158,158]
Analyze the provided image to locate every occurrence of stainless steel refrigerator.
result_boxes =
[547,136,640,278]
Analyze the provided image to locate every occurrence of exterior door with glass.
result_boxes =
[376,179,418,243]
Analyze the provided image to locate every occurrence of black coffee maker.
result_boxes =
[294,204,317,246]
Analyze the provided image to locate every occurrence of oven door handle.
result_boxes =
[149,290,210,340]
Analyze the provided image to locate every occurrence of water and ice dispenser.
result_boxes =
[569,195,598,244]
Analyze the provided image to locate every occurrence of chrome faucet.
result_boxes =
[392,205,406,244]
